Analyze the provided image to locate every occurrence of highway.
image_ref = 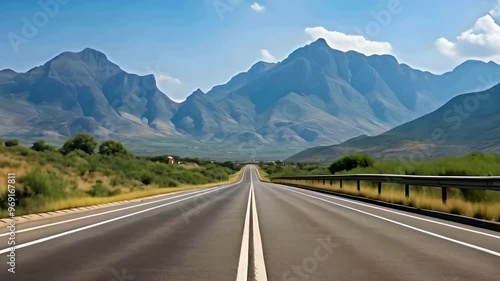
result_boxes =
[0,166,499,280]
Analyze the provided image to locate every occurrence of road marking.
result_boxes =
[0,185,233,255]
[274,185,500,258]
[236,167,269,281]
[0,175,245,237]
[251,180,268,281]
[236,183,252,281]
[274,183,500,240]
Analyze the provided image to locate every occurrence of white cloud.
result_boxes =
[436,14,500,62]
[490,1,500,18]
[260,49,277,62]
[251,2,266,13]
[155,74,181,85]
[154,74,187,102]
[304,26,394,56]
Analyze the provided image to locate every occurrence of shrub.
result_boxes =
[89,157,99,173]
[87,182,120,197]
[140,173,154,185]
[222,161,238,171]
[60,134,97,155]
[460,189,487,202]
[98,140,131,156]
[329,153,375,174]
[65,151,90,175]
[31,140,55,152]
[5,139,19,147]
[18,169,67,201]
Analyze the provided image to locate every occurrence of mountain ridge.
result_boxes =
[3,42,500,159]
[0,47,179,140]
[286,82,500,163]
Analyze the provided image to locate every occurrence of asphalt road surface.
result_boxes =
[0,166,499,281]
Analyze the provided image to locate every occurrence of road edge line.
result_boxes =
[0,185,233,255]
[275,185,500,258]
[0,175,245,237]
[251,179,268,281]
[236,182,252,281]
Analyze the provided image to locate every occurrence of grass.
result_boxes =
[261,152,500,222]
[256,166,271,182]
[338,152,500,176]
[273,179,500,222]
[262,152,500,177]
[0,138,242,218]
[0,169,243,218]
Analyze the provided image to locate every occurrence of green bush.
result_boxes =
[87,182,120,197]
[18,170,67,205]
[329,153,375,174]
[60,134,97,155]
[31,140,55,152]
[65,151,91,175]
[460,189,487,202]
[98,140,131,156]
[222,161,239,171]
[5,139,19,147]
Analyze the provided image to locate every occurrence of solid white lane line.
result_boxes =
[0,185,233,255]
[251,181,268,280]
[0,175,245,237]
[274,184,500,240]
[236,184,252,281]
[275,185,500,258]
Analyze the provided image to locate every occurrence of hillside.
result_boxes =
[0,137,240,217]
[175,38,500,145]
[286,83,500,163]
[0,48,179,140]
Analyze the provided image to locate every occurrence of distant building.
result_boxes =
[167,156,175,164]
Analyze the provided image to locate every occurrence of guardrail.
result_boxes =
[272,174,500,203]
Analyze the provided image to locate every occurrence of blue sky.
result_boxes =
[1,0,500,101]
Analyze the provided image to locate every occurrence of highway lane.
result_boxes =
[252,168,500,281]
[0,165,499,281]
[0,167,251,281]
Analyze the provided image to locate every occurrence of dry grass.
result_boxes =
[2,168,243,217]
[274,179,500,222]
[0,145,244,218]
[256,166,271,182]
[0,156,29,192]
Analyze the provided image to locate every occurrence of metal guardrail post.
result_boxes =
[378,182,382,195]
[357,180,360,191]
[442,187,447,204]
[340,180,343,189]
[330,180,333,186]
[405,184,410,198]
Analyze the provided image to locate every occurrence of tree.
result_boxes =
[222,161,239,171]
[60,134,97,155]
[31,140,54,152]
[98,140,130,156]
[4,139,19,147]
[329,153,374,174]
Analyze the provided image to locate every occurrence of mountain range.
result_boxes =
[2,39,500,159]
[178,39,500,146]
[0,48,180,140]
[287,83,500,163]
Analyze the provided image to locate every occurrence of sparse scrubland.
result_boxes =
[0,135,241,218]
[261,153,500,222]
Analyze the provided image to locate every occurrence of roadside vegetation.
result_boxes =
[0,135,241,218]
[260,153,500,222]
